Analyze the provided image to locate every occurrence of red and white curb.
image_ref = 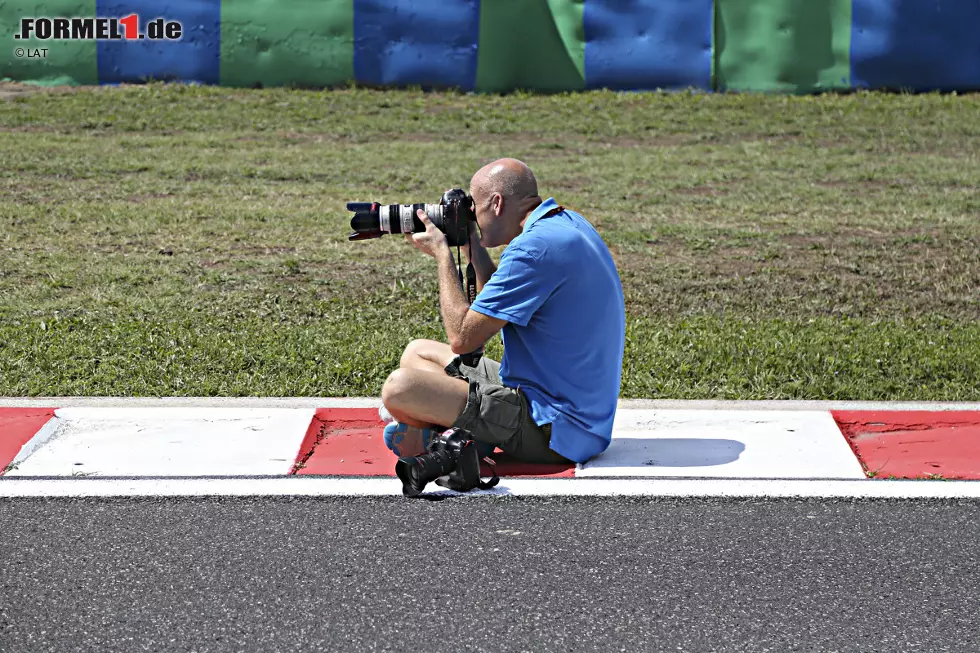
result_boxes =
[2,399,979,497]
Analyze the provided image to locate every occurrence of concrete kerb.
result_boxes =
[3,398,980,495]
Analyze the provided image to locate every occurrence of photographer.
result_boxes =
[379,158,626,466]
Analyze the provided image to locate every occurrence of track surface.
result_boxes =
[2,497,979,652]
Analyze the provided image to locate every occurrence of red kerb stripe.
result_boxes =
[293,407,575,478]
[832,410,980,480]
[0,408,58,474]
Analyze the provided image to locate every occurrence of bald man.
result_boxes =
[380,159,625,466]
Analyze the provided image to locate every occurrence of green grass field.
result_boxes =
[1,82,978,399]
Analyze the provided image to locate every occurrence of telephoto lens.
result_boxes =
[348,202,449,239]
[346,188,473,246]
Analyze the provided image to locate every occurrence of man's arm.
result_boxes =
[463,224,496,293]
[407,209,505,353]
[435,249,506,354]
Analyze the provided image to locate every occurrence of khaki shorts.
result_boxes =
[445,355,572,465]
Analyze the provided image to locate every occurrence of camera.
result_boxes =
[347,188,474,246]
[395,427,499,498]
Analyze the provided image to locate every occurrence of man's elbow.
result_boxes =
[450,330,484,354]
[449,337,472,355]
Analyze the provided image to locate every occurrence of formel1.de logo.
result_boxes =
[14,16,183,41]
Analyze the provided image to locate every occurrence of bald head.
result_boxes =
[471,158,538,203]
[469,158,544,247]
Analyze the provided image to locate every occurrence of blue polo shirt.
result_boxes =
[469,198,625,464]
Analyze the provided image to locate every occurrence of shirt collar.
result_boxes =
[522,198,558,233]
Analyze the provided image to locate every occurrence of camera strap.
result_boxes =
[457,248,481,367]
[453,248,477,302]
[479,456,500,490]
[465,262,477,305]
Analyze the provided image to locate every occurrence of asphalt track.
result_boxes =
[2,496,979,652]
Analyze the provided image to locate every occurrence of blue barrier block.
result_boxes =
[353,0,480,90]
[851,0,980,92]
[583,0,713,91]
[96,0,220,84]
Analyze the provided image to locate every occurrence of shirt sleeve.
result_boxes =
[470,245,557,327]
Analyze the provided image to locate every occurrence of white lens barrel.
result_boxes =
[379,203,445,234]
[398,205,414,233]
[425,204,444,225]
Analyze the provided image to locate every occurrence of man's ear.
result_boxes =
[493,192,504,217]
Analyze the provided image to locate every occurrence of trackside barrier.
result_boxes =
[1,0,978,93]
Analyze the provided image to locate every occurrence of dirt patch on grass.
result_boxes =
[127,192,176,203]
[615,227,980,319]
[226,245,298,256]
[588,133,693,148]
[0,82,48,101]
[0,125,67,134]
[196,259,231,269]
[811,178,911,190]
[0,81,106,101]
[591,131,805,149]
[231,131,549,146]
[671,183,735,197]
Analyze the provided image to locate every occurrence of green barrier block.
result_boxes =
[476,0,585,93]
[715,0,852,93]
[220,0,354,88]
[0,2,98,85]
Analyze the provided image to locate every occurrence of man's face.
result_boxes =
[470,187,495,247]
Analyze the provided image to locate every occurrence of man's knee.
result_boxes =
[399,340,424,369]
[400,339,451,370]
[381,368,410,408]
[381,367,469,428]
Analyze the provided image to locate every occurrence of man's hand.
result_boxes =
[406,209,450,258]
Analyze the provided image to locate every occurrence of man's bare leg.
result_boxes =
[399,339,456,374]
[381,367,468,429]
[381,339,465,428]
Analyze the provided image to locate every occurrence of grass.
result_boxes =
[1,82,978,399]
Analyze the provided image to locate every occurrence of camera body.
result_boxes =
[347,188,474,247]
[395,427,498,497]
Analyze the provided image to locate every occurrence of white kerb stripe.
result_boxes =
[578,410,865,479]
[7,407,315,477]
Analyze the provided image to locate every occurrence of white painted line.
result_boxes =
[1,477,980,499]
[578,410,866,479]
[6,408,315,477]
